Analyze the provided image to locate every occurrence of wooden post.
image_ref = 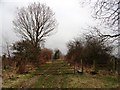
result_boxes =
[74,59,75,74]
[93,60,95,71]
[81,59,83,73]
[93,59,97,72]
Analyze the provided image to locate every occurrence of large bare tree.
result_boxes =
[13,2,57,49]
[80,0,120,84]
[93,0,120,38]
[80,0,120,38]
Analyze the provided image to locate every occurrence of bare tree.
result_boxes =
[2,36,11,58]
[80,0,120,39]
[80,0,120,83]
[93,0,119,25]
[13,2,57,49]
[84,0,120,80]
[93,0,120,41]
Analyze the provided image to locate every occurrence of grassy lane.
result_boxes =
[3,60,118,88]
[31,60,73,88]
[2,62,53,88]
[31,60,119,88]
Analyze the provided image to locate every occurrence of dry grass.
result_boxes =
[66,74,103,88]
[2,60,119,88]
[32,60,119,88]
[65,73,119,88]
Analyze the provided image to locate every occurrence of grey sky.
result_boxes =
[0,0,97,55]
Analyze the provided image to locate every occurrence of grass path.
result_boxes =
[3,60,119,88]
[2,62,53,88]
[20,63,52,88]
[31,60,119,88]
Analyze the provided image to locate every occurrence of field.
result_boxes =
[2,60,119,88]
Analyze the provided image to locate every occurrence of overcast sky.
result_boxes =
[0,0,97,55]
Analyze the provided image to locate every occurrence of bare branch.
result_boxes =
[13,3,57,48]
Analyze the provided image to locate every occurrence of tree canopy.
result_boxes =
[13,2,57,49]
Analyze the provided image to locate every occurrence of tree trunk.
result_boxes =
[118,59,120,82]
[118,2,120,85]
[17,58,26,74]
